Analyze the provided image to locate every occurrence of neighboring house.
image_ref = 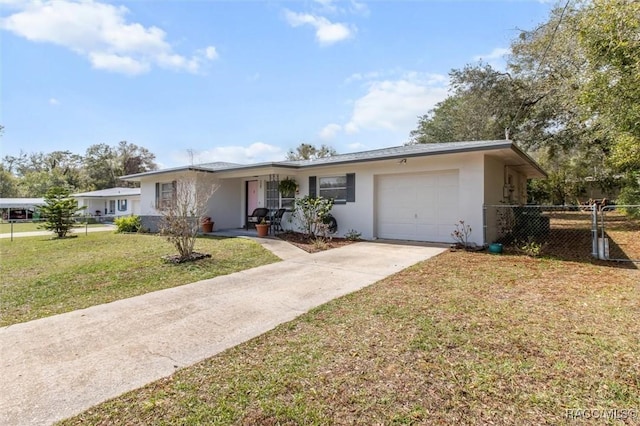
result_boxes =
[122,140,546,246]
[72,187,141,218]
[0,198,46,220]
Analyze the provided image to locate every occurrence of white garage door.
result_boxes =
[376,170,459,242]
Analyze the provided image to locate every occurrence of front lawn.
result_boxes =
[0,233,280,326]
[61,252,640,425]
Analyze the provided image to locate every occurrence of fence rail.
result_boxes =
[0,216,101,241]
[483,204,640,263]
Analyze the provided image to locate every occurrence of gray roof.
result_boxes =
[0,198,46,208]
[281,140,513,167]
[72,187,141,198]
[122,140,545,180]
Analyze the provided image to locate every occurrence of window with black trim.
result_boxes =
[156,182,175,209]
[117,199,127,211]
[319,176,347,203]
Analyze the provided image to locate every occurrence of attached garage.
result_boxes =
[375,170,460,242]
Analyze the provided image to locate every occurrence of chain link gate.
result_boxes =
[596,205,640,263]
[483,204,640,263]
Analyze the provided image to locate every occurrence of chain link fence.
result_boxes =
[599,205,640,262]
[483,204,640,262]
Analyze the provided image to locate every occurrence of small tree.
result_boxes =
[291,195,334,239]
[158,173,219,262]
[39,187,85,238]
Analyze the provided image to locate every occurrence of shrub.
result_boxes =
[345,229,361,241]
[517,237,546,257]
[451,220,472,249]
[617,179,640,219]
[291,195,334,239]
[114,216,142,233]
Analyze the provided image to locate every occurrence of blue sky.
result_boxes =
[1,0,554,168]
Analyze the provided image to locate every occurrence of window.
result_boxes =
[117,199,127,211]
[266,179,295,209]
[319,176,347,203]
[156,182,176,209]
[311,173,355,203]
[266,180,279,210]
[108,200,116,214]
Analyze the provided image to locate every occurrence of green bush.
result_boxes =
[617,176,640,219]
[114,216,142,233]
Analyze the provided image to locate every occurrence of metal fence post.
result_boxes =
[591,205,599,259]
[482,205,487,246]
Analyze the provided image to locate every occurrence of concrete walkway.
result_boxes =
[0,239,446,425]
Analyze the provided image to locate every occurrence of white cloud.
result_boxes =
[89,52,150,74]
[313,0,337,13]
[172,142,285,165]
[343,72,449,134]
[48,97,60,106]
[284,9,354,45]
[202,46,218,60]
[0,0,218,75]
[473,47,510,69]
[319,123,342,140]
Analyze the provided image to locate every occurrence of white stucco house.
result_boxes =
[72,187,141,219]
[121,140,546,246]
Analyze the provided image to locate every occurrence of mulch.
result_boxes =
[276,232,356,253]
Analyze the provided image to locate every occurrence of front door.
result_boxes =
[247,180,259,215]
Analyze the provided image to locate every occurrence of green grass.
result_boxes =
[0,233,280,326]
[60,251,640,425]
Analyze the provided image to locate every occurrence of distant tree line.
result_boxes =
[0,141,157,197]
[409,0,639,205]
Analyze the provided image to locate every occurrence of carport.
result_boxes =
[0,198,46,220]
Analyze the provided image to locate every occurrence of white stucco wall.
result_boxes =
[138,171,235,230]
[76,197,138,217]
[206,177,242,230]
[293,151,486,245]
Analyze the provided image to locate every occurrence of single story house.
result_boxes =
[0,198,46,220]
[122,140,546,246]
[72,187,141,218]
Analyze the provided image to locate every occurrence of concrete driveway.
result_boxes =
[0,239,445,425]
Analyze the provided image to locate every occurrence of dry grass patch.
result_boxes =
[61,252,640,425]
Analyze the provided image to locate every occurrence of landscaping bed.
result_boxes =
[277,231,357,253]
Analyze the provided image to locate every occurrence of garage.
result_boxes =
[375,170,459,242]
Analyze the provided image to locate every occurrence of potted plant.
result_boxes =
[255,217,270,237]
[278,177,298,198]
[201,216,214,233]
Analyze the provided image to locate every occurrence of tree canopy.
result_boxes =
[286,143,337,161]
[1,141,158,197]
[409,0,639,204]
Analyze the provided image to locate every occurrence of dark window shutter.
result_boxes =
[309,176,317,197]
[155,182,160,209]
[346,173,355,202]
[172,180,177,202]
